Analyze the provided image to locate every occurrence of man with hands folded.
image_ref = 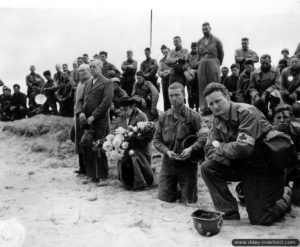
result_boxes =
[153,82,208,203]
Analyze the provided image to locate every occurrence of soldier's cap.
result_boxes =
[111,77,120,84]
[281,48,289,54]
[244,59,254,65]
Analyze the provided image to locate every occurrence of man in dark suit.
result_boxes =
[77,59,114,185]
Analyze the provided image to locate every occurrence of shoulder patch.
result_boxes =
[237,132,255,146]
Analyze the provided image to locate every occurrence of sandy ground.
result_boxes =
[0,120,299,247]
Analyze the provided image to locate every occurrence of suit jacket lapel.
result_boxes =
[84,78,93,96]
[90,75,106,91]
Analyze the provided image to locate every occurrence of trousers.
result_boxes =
[197,58,220,111]
[201,159,286,225]
[158,155,198,203]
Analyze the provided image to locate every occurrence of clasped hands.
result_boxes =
[167,147,193,161]
[79,113,95,126]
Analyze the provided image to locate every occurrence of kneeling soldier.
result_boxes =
[201,82,291,225]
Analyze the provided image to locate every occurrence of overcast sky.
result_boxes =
[0,0,299,91]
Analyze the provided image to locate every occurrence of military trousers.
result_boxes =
[197,58,220,111]
[201,159,286,225]
[158,155,198,203]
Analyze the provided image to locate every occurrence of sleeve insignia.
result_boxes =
[237,132,255,146]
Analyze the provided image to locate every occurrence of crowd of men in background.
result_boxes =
[0,22,300,226]
[1,24,300,123]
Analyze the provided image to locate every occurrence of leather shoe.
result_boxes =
[223,211,240,220]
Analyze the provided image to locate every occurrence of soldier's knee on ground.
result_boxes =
[158,173,178,203]
[180,189,198,204]
[158,189,178,202]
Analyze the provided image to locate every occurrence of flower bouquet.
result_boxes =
[93,122,156,162]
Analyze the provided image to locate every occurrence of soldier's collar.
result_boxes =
[168,105,188,117]
[217,102,238,122]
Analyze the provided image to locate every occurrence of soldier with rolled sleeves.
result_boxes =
[197,22,224,112]
[201,82,292,225]
[153,82,208,203]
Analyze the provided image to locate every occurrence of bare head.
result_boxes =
[89,59,103,78]
[78,64,91,81]
[204,82,231,118]
[202,22,211,37]
[168,82,185,108]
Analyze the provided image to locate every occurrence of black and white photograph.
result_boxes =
[0,0,299,246]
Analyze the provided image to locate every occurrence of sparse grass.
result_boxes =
[2,114,73,142]
[31,142,49,152]
[2,114,74,155]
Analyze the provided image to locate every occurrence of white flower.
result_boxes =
[121,141,129,149]
[137,121,147,131]
[212,140,220,148]
[288,76,294,82]
[112,134,124,148]
[103,141,113,152]
[115,134,124,142]
[128,131,134,137]
[110,150,118,160]
[132,126,138,133]
[128,125,134,131]
[129,150,135,156]
[112,139,122,148]
[115,127,127,135]
[106,134,115,143]
[117,152,124,160]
